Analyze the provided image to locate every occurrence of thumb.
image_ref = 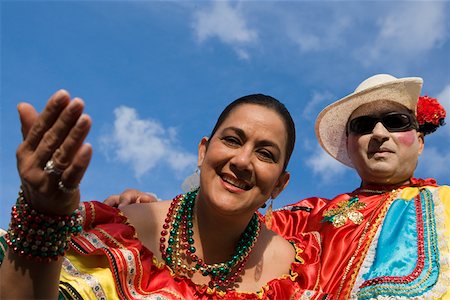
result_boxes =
[17,103,39,140]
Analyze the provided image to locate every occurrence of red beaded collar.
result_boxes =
[353,178,438,195]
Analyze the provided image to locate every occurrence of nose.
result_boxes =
[371,122,390,140]
[229,147,253,173]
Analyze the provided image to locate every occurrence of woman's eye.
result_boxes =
[257,149,275,162]
[222,136,240,146]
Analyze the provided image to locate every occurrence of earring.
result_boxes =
[181,169,200,193]
[264,198,274,229]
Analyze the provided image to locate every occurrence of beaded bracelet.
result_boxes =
[5,190,83,263]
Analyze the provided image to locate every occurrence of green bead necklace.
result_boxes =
[160,189,261,290]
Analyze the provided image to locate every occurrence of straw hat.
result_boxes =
[315,74,423,168]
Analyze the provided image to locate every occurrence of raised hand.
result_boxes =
[16,90,92,215]
[103,189,159,208]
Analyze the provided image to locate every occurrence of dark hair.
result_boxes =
[209,94,296,171]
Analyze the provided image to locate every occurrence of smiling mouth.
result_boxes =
[221,174,253,191]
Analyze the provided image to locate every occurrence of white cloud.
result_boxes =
[436,84,450,136]
[287,12,352,52]
[302,90,334,120]
[235,48,251,60]
[99,106,197,179]
[188,1,448,68]
[437,84,450,106]
[290,32,321,52]
[361,2,447,65]
[192,1,258,59]
[305,146,347,182]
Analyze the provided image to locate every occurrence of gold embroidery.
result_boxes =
[322,197,367,228]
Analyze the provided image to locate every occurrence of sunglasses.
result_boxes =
[347,112,418,135]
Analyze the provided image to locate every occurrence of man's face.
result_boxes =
[346,100,424,186]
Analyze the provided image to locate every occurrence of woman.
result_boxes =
[0,91,327,299]
[108,74,450,299]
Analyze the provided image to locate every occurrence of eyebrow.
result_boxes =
[221,126,283,152]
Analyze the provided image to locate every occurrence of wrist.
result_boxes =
[5,189,83,263]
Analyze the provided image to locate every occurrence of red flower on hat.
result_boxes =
[416,95,446,135]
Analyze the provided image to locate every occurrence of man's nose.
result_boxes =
[371,122,390,139]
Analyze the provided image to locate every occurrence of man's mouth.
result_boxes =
[221,174,252,191]
[369,147,394,155]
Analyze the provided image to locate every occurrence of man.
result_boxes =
[269,74,449,298]
[107,74,450,299]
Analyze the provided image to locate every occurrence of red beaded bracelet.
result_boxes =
[5,190,83,263]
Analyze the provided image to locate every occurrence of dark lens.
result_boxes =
[349,116,377,134]
[382,113,411,131]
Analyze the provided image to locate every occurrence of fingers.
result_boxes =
[103,189,159,208]
[117,189,137,208]
[136,192,159,204]
[103,195,120,207]
[23,90,70,151]
[34,98,85,165]
[51,114,91,170]
[17,103,38,140]
[117,189,158,208]
[59,143,93,191]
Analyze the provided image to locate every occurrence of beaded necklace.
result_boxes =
[160,189,261,290]
[357,188,396,195]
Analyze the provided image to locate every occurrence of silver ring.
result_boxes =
[44,159,64,176]
[58,180,79,193]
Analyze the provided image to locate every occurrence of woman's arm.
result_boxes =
[0,90,92,298]
[1,250,64,298]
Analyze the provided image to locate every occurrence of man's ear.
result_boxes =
[270,171,290,199]
[417,132,425,155]
[198,137,209,168]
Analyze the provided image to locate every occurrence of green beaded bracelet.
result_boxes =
[5,190,83,263]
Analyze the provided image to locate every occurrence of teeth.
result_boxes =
[222,175,250,190]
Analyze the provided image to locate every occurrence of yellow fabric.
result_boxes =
[59,249,119,299]
[438,186,450,299]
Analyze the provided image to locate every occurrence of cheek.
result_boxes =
[395,131,417,146]
[256,165,282,189]
[201,145,226,168]
[347,136,364,156]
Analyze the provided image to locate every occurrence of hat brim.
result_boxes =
[315,77,423,168]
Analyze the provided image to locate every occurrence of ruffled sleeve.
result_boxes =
[60,201,331,299]
[219,235,329,299]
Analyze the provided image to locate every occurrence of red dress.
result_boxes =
[55,201,330,299]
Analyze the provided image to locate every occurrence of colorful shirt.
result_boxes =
[1,201,329,299]
[270,178,450,299]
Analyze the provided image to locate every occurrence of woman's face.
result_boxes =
[197,104,290,217]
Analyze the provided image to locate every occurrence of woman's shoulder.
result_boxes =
[120,200,171,227]
[234,226,325,297]
[239,227,294,287]
[263,226,296,259]
[119,200,172,253]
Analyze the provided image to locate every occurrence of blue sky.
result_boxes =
[1,1,449,229]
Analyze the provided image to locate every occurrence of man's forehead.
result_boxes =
[349,100,411,119]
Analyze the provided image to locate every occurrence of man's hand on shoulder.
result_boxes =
[103,189,159,208]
